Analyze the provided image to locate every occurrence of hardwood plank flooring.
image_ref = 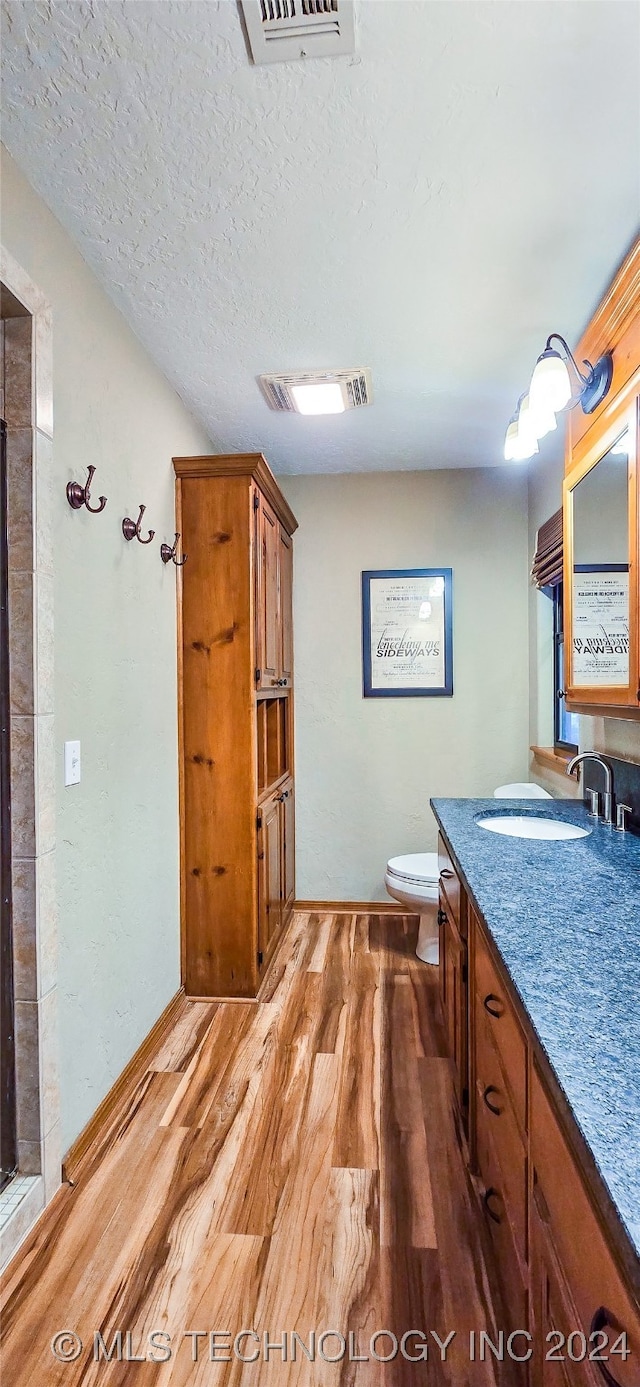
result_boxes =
[1,911,508,1384]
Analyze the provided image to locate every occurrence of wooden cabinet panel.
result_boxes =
[438,834,466,934]
[279,527,293,685]
[531,1197,600,1387]
[474,923,527,1133]
[475,1006,527,1265]
[440,892,468,1119]
[256,496,280,691]
[282,779,295,922]
[531,1065,640,1386]
[260,792,282,958]
[475,1101,528,1338]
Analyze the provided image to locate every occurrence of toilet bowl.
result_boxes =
[384,852,440,965]
[385,783,552,966]
[494,782,552,799]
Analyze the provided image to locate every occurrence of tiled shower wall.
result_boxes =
[1,252,60,1269]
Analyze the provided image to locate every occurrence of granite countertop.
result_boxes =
[430,796,640,1263]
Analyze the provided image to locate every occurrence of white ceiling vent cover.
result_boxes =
[240,0,355,65]
[259,367,372,412]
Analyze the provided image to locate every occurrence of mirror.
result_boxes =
[571,429,630,688]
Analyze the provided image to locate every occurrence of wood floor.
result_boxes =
[0,912,506,1385]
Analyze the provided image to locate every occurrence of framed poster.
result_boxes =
[362,568,453,698]
[572,563,630,687]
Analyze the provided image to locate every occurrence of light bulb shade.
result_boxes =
[517,396,540,456]
[504,418,520,461]
[527,395,558,441]
[504,400,538,461]
[529,348,572,414]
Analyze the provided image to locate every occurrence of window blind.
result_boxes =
[531,507,563,589]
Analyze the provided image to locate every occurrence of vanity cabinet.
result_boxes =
[437,828,640,1383]
[530,1064,640,1387]
[563,240,640,717]
[174,452,297,998]
[471,908,529,1341]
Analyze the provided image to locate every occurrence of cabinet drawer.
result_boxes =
[475,1008,527,1264]
[532,1064,640,1386]
[438,835,465,934]
[476,1102,528,1336]
[532,1200,603,1387]
[474,923,527,1132]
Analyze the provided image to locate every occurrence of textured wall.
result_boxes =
[281,468,530,901]
[1,147,211,1151]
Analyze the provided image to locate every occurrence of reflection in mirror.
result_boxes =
[571,429,629,688]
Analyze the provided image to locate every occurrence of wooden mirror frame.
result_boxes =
[563,391,640,715]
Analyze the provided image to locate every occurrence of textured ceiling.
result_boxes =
[1,0,639,474]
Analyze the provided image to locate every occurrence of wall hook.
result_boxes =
[160,533,188,567]
[122,505,155,545]
[66,465,107,513]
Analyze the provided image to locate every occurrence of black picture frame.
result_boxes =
[361,568,453,698]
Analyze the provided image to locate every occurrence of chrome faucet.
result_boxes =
[566,752,615,825]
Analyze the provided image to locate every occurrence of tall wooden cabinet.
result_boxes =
[173,453,297,998]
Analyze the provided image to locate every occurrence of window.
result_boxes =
[553,583,579,752]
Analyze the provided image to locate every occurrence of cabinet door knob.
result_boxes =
[589,1308,626,1386]
[482,1187,502,1224]
[482,1085,503,1116]
[483,993,504,1019]
[437,908,447,926]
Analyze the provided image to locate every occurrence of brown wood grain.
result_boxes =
[1,912,508,1387]
[175,457,297,998]
[62,987,186,1184]
[173,452,298,536]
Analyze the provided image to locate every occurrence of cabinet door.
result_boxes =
[281,780,295,921]
[279,528,293,686]
[531,1192,602,1387]
[258,793,282,965]
[441,895,468,1115]
[256,495,280,691]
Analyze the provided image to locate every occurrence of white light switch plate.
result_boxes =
[64,740,81,786]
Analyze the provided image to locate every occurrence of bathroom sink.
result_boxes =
[477,815,590,841]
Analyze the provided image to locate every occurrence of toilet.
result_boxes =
[385,783,552,965]
[494,782,552,799]
[384,852,440,965]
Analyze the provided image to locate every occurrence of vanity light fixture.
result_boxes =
[504,334,613,461]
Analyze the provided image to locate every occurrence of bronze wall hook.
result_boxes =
[161,533,188,566]
[66,466,107,513]
[122,504,155,545]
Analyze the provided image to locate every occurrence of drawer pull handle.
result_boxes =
[440,868,455,879]
[483,993,504,1019]
[482,1085,503,1116]
[589,1308,626,1386]
[482,1187,502,1224]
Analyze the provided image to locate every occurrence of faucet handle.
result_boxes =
[586,788,600,818]
[615,803,633,833]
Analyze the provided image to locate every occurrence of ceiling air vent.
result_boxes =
[240,0,355,65]
[258,368,372,414]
